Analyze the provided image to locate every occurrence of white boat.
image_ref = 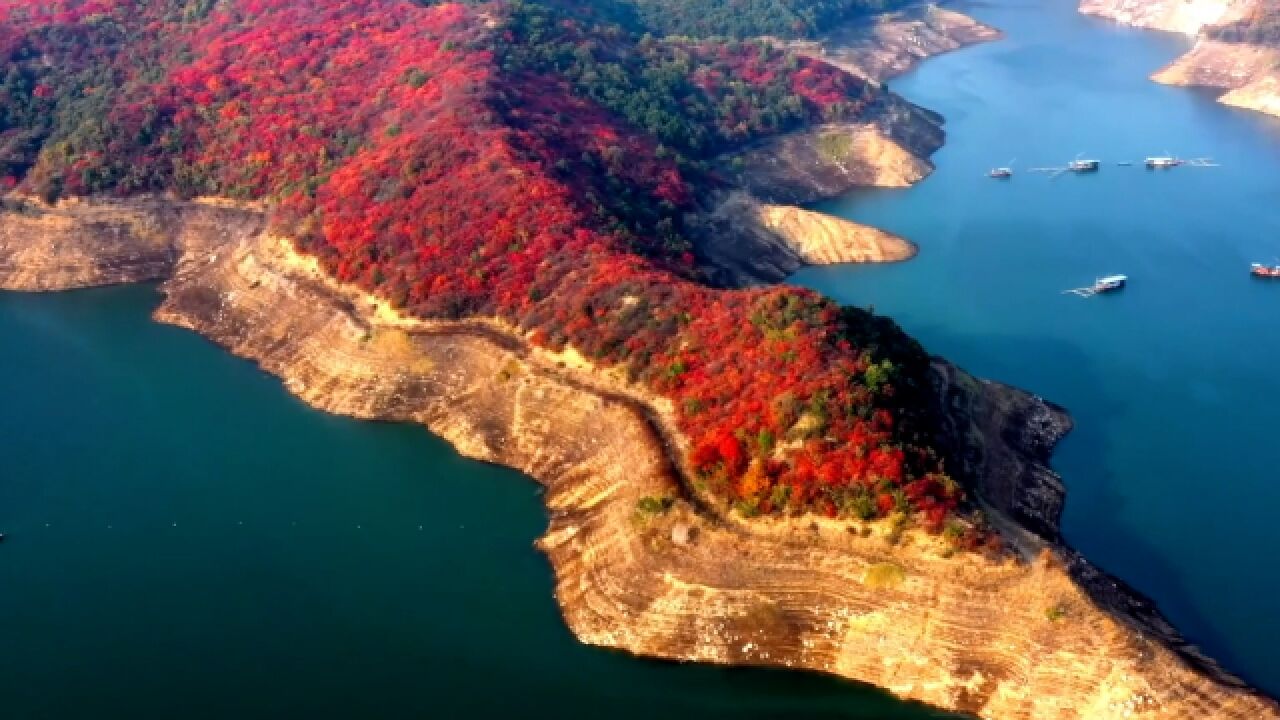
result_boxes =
[1145,156,1183,169]
[1067,159,1100,172]
[1093,274,1126,292]
[1063,274,1127,297]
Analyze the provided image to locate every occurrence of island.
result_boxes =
[2,1,1277,718]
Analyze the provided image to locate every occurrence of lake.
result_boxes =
[3,0,1279,715]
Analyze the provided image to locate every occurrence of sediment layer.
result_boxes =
[2,196,1276,720]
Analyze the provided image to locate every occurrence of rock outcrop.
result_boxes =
[794,4,1002,83]
[718,99,943,205]
[691,191,916,285]
[1079,0,1257,35]
[697,88,943,285]
[3,195,1278,720]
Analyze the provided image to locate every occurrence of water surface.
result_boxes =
[0,286,951,717]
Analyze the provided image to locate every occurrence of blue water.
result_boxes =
[0,285,957,718]
[798,0,1280,693]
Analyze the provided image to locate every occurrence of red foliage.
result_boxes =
[0,0,963,524]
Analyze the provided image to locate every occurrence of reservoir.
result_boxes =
[3,0,1279,715]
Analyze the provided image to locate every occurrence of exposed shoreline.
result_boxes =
[3,192,1277,719]
[1152,38,1280,117]
[1080,0,1280,118]
[792,4,1004,84]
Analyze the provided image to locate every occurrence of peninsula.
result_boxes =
[1,1,1277,718]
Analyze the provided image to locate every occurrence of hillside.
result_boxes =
[594,0,901,40]
[1206,0,1280,41]
[0,0,973,530]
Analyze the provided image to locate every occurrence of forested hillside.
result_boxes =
[1206,0,1280,44]
[599,0,900,40]
[0,0,975,536]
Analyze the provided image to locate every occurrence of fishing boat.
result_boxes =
[1145,156,1184,169]
[1093,274,1126,292]
[1251,262,1280,278]
[1063,274,1127,297]
[1067,158,1100,172]
[988,167,1013,178]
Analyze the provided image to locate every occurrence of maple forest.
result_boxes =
[0,0,975,534]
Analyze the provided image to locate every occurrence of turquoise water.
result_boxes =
[4,0,1280,715]
[0,286,954,718]
[798,0,1280,694]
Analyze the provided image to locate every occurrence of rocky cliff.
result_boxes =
[3,195,1277,720]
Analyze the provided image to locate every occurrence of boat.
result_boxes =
[1251,262,1280,278]
[1093,274,1127,292]
[1067,159,1100,172]
[1145,156,1184,169]
[988,167,1013,178]
[1117,161,1133,166]
[1063,274,1127,297]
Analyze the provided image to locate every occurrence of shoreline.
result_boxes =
[1079,0,1280,118]
[792,3,1004,84]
